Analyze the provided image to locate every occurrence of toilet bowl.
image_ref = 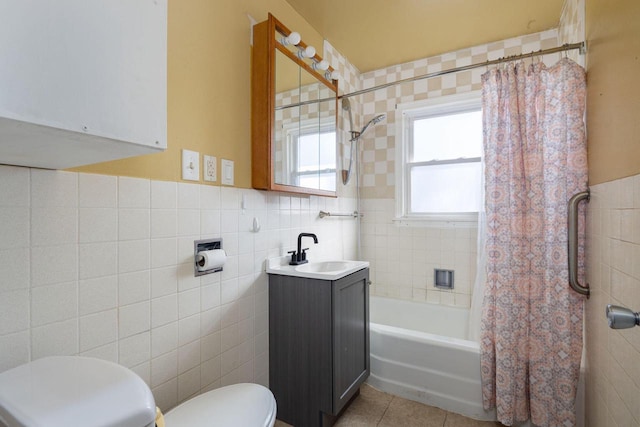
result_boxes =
[0,356,276,427]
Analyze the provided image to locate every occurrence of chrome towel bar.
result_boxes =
[318,210,359,219]
[568,190,590,297]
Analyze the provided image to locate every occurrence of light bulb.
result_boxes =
[287,32,301,45]
[313,60,329,71]
[280,31,301,46]
[326,70,340,81]
[297,45,316,59]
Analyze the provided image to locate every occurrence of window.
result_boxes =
[283,119,336,191]
[395,92,482,224]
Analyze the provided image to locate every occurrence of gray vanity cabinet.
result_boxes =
[269,268,370,427]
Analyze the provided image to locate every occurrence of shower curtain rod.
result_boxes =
[340,41,585,99]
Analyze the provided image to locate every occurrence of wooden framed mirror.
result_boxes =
[251,13,338,196]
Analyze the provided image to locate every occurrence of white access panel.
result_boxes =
[0,0,167,169]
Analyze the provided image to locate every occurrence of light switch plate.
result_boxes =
[221,159,234,186]
[182,149,200,181]
[204,155,217,182]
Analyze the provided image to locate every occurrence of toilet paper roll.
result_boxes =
[197,249,226,272]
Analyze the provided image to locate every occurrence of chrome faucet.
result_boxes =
[288,233,318,265]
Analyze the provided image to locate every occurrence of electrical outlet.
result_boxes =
[182,149,200,181]
[204,155,217,182]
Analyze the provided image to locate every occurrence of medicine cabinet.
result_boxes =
[251,13,338,197]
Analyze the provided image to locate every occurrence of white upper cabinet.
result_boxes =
[0,0,167,169]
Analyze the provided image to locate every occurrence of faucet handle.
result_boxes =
[301,248,309,261]
[287,250,297,261]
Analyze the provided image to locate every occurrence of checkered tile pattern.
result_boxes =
[323,41,361,96]
[559,0,585,66]
[355,29,561,199]
[322,41,363,196]
[277,29,582,200]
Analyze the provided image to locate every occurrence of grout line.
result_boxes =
[376,395,394,426]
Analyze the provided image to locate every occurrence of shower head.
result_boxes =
[356,114,386,140]
[342,112,387,185]
[373,114,385,124]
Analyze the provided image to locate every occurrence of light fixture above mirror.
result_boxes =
[251,13,339,197]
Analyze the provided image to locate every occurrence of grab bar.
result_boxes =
[318,210,359,219]
[568,190,590,298]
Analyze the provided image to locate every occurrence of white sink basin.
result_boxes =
[295,261,350,274]
[266,257,369,281]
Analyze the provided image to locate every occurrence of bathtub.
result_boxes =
[367,296,585,425]
[367,296,495,421]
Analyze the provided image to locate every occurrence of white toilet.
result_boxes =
[0,356,276,427]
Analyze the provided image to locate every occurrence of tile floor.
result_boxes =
[274,384,503,427]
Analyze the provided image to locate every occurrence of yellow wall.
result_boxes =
[585,0,640,185]
[72,0,325,188]
[72,0,640,187]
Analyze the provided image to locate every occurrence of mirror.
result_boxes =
[252,14,338,196]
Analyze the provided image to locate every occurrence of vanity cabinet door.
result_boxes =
[269,275,333,427]
[268,268,370,427]
[332,268,370,414]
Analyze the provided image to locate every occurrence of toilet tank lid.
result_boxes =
[0,356,155,427]
[163,383,277,427]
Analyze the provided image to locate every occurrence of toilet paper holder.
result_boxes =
[194,238,224,276]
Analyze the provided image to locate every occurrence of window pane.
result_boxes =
[299,172,335,190]
[297,133,320,170]
[319,172,335,191]
[297,131,335,171]
[412,110,482,162]
[299,174,319,189]
[318,132,336,169]
[410,162,481,213]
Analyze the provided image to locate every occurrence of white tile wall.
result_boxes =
[0,165,356,411]
[585,175,640,427]
[360,198,477,307]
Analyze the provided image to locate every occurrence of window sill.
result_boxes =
[393,214,478,228]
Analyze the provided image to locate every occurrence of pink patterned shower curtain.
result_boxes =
[480,58,587,427]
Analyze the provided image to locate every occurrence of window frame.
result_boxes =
[394,91,482,227]
[282,117,337,189]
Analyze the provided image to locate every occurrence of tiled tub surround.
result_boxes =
[0,165,356,412]
[353,29,567,309]
[585,175,640,426]
[360,199,478,308]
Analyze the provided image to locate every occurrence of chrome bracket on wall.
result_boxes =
[568,190,590,297]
